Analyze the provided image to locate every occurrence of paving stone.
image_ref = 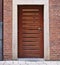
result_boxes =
[20,64,27,65]
[18,61,26,65]
[36,63,47,65]
[3,61,14,65]
[26,61,39,65]
[26,63,38,65]
[12,61,19,65]
[44,61,57,65]
[36,61,44,64]
[0,61,5,65]
[0,61,59,65]
[56,61,60,65]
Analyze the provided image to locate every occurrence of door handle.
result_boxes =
[38,27,42,31]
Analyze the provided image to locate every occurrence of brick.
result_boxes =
[3,0,12,60]
[49,0,60,60]
[3,0,60,60]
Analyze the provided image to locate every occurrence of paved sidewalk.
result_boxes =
[0,61,60,65]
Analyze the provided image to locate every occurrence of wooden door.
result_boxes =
[18,5,44,58]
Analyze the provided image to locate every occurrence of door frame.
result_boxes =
[12,0,50,60]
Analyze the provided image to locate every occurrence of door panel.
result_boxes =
[18,5,44,58]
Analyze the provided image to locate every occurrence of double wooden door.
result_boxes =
[18,5,44,58]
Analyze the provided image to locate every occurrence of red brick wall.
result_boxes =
[3,0,12,60]
[50,0,60,60]
[3,0,60,60]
